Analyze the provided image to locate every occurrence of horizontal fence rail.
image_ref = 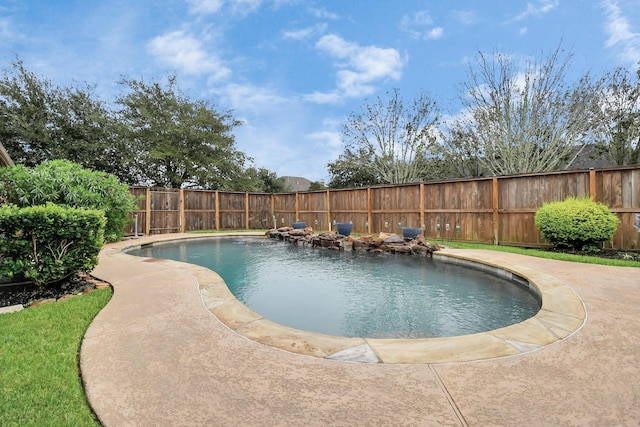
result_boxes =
[126,165,640,250]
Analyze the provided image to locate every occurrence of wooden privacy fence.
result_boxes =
[126,165,640,250]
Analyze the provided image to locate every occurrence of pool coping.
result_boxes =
[116,232,586,364]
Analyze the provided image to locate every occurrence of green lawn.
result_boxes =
[0,288,112,427]
[445,241,640,268]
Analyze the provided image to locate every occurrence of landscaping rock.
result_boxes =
[267,229,441,257]
[383,234,405,245]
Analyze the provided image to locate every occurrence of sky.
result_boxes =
[0,0,639,182]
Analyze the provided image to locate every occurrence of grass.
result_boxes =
[446,241,640,268]
[0,288,112,427]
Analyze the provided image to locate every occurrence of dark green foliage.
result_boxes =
[116,75,248,189]
[308,181,326,191]
[535,197,619,251]
[241,167,291,193]
[0,57,125,176]
[327,146,382,188]
[0,160,135,242]
[0,203,105,288]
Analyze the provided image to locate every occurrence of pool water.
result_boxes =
[132,237,540,338]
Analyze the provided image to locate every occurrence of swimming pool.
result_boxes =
[131,237,540,338]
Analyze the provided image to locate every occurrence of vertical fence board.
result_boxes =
[273,193,297,228]
[183,189,216,231]
[248,194,272,229]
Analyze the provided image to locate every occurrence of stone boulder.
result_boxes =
[383,234,405,245]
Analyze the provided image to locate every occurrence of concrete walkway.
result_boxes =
[81,234,640,426]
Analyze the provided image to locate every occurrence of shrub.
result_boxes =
[0,160,136,242]
[0,203,105,288]
[535,197,619,251]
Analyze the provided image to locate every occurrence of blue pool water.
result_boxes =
[131,237,540,338]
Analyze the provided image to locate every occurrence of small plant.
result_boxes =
[0,203,105,288]
[535,197,619,251]
[621,252,639,261]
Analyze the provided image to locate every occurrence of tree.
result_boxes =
[593,67,640,165]
[0,58,121,173]
[330,88,441,186]
[0,58,61,166]
[327,145,382,188]
[116,75,247,189]
[436,122,485,178]
[307,180,326,191]
[241,167,290,193]
[454,45,601,175]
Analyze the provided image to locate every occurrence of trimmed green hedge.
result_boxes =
[535,197,619,251]
[0,160,135,242]
[0,203,105,288]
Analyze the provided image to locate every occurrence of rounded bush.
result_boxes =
[535,197,619,251]
[0,203,106,288]
[0,160,135,242]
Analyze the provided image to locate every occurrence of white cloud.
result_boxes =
[451,10,477,26]
[519,27,529,35]
[215,83,292,116]
[513,0,559,21]
[0,17,17,41]
[309,7,339,20]
[425,27,444,40]
[602,0,640,66]
[187,0,263,15]
[282,23,327,40]
[307,129,342,148]
[147,30,231,80]
[304,90,343,104]
[402,10,434,27]
[400,10,443,40]
[313,34,404,101]
[187,0,224,14]
[306,129,343,162]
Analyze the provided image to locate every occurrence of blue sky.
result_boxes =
[1,0,639,182]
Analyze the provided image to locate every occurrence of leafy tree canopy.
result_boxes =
[116,75,249,189]
[0,57,122,175]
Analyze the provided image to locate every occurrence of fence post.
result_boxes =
[179,189,185,233]
[589,168,597,200]
[326,190,332,231]
[492,177,499,245]
[215,190,220,231]
[367,187,373,235]
[245,192,250,230]
[145,187,151,235]
[271,194,275,229]
[419,183,425,230]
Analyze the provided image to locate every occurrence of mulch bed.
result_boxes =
[0,274,111,308]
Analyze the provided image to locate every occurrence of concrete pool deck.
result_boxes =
[81,233,640,425]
